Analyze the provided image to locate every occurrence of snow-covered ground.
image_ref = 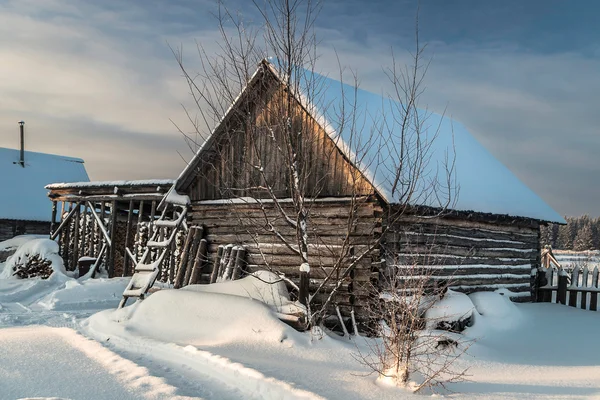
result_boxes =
[1,241,600,399]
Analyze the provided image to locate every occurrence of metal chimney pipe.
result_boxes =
[18,120,25,167]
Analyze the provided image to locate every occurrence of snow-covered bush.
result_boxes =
[0,239,66,280]
[425,290,475,332]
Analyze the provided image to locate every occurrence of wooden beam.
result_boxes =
[108,200,118,278]
[87,202,112,246]
[50,201,57,237]
[123,200,134,276]
[50,202,80,240]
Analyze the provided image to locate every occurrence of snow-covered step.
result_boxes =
[154,220,178,228]
[146,240,169,248]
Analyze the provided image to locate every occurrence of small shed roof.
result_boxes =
[0,147,89,222]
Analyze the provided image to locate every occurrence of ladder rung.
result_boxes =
[154,220,177,228]
[123,288,145,297]
[135,263,158,272]
[147,240,170,248]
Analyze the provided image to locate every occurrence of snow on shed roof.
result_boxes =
[46,179,175,190]
[0,147,89,222]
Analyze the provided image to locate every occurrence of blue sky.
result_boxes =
[0,0,598,217]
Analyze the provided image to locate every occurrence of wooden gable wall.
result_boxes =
[182,75,376,202]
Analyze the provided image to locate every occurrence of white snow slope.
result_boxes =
[1,255,600,399]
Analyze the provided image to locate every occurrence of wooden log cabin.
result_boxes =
[47,59,564,328]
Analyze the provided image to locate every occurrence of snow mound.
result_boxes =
[89,289,301,347]
[468,291,523,331]
[0,239,66,280]
[183,270,305,315]
[425,290,475,329]
[0,234,46,252]
[37,278,130,311]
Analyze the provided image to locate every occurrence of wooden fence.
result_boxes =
[532,265,600,311]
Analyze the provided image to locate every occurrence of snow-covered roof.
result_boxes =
[46,179,175,190]
[178,59,565,224]
[271,61,564,224]
[0,147,89,222]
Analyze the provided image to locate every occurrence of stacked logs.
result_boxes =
[10,255,54,279]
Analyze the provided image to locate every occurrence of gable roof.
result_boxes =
[0,147,89,222]
[177,59,565,224]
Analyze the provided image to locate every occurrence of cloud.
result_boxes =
[1,0,597,217]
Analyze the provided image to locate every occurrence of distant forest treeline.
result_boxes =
[541,216,600,251]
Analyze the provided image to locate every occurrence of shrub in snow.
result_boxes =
[0,239,66,280]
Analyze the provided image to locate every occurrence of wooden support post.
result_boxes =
[50,201,57,237]
[223,247,239,281]
[557,272,568,305]
[123,200,134,277]
[188,238,207,286]
[217,245,233,282]
[184,227,203,286]
[71,203,81,272]
[299,271,310,308]
[231,247,245,280]
[174,227,195,289]
[82,203,90,259]
[569,266,580,308]
[134,200,145,257]
[210,246,224,284]
[108,201,117,278]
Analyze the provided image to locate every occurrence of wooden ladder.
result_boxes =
[118,188,189,308]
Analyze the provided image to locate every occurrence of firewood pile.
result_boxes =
[10,254,54,279]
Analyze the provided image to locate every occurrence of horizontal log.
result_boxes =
[190,204,378,219]
[383,234,535,250]
[205,233,376,247]
[450,283,530,294]
[395,215,539,235]
[388,244,536,260]
[392,255,533,266]
[393,265,531,276]
[207,242,374,258]
[385,225,538,244]
[246,253,373,268]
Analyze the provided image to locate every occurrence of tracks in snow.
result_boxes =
[82,326,324,400]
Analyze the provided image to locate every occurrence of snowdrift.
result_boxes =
[183,270,306,316]
[87,274,305,349]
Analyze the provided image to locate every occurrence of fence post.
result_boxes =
[531,267,538,302]
[557,269,568,305]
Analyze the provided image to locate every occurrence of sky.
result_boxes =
[0,0,598,217]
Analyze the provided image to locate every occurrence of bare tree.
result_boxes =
[174,0,455,335]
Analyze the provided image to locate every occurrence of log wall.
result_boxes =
[0,219,50,242]
[181,80,374,202]
[189,198,382,325]
[384,213,541,300]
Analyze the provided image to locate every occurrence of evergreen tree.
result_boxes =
[556,217,574,250]
[574,222,594,251]
[540,224,552,247]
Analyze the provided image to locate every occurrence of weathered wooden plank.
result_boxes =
[108,200,118,278]
[392,255,532,266]
[396,215,539,235]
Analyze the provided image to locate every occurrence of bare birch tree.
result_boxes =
[174,0,455,330]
